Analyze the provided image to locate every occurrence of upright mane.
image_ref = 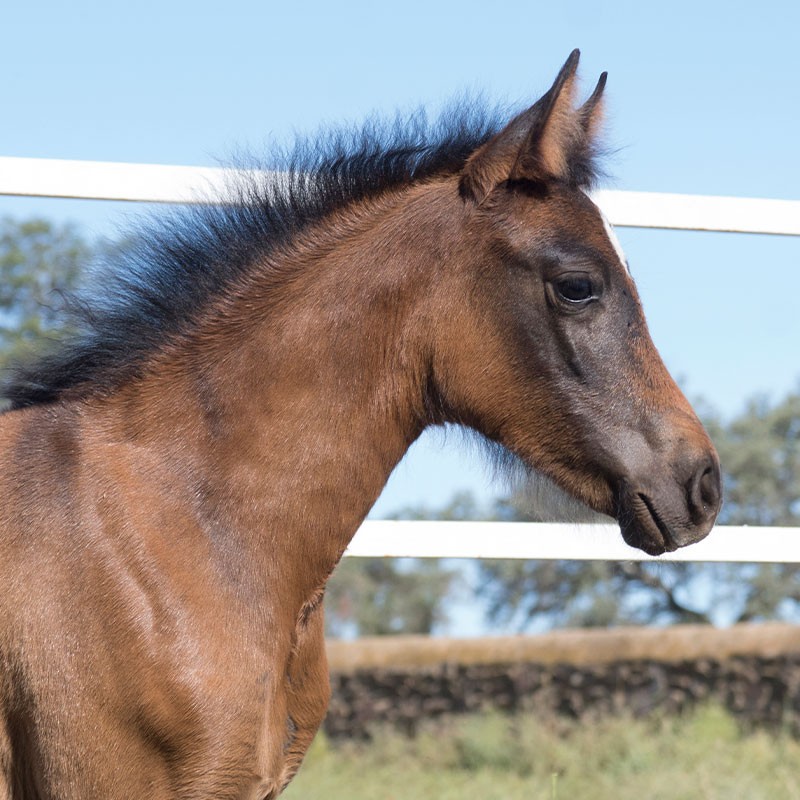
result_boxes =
[2,100,603,410]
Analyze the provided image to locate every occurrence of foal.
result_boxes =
[0,50,720,798]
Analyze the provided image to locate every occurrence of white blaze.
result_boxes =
[600,209,629,274]
[585,190,630,274]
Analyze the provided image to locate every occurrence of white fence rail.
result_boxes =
[2,156,800,236]
[346,521,800,563]
[2,155,799,564]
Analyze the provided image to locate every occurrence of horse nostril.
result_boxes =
[689,460,722,522]
[699,467,720,509]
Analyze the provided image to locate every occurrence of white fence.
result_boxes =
[2,156,800,236]
[347,521,800,562]
[2,155,799,563]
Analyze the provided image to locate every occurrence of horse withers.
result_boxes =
[0,50,720,798]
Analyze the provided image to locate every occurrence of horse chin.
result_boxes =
[617,492,685,556]
[620,519,675,557]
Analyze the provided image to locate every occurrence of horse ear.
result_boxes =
[460,49,582,204]
[577,71,607,139]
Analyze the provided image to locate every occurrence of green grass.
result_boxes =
[283,706,800,799]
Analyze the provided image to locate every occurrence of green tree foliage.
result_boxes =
[324,491,528,636]
[0,217,89,369]
[324,494,499,636]
[325,558,459,637]
[705,395,800,527]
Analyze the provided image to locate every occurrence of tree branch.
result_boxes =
[613,563,711,624]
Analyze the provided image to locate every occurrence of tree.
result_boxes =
[325,557,459,637]
[0,217,89,369]
[324,495,480,636]
[705,394,800,527]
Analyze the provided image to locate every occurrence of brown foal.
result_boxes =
[0,50,720,798]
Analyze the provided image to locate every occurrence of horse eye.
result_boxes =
[554,277,594,303]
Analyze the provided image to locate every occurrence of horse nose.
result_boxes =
[687,456,722,528]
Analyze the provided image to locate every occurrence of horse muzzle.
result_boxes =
[615,451,722,557]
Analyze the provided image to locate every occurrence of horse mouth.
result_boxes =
[619,492,679,556]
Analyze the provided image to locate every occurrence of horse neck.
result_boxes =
[91,180,461,597]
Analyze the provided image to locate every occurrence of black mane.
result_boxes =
[2,100,600,410]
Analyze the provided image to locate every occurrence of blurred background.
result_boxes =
[3,1,799,796]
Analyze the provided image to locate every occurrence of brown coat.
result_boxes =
[0,51,719,798]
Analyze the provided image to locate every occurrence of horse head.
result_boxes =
[427,50,721,554]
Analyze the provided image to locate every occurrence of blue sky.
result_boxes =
[2,0,798,517]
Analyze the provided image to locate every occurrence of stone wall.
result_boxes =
[323,624,800,738]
